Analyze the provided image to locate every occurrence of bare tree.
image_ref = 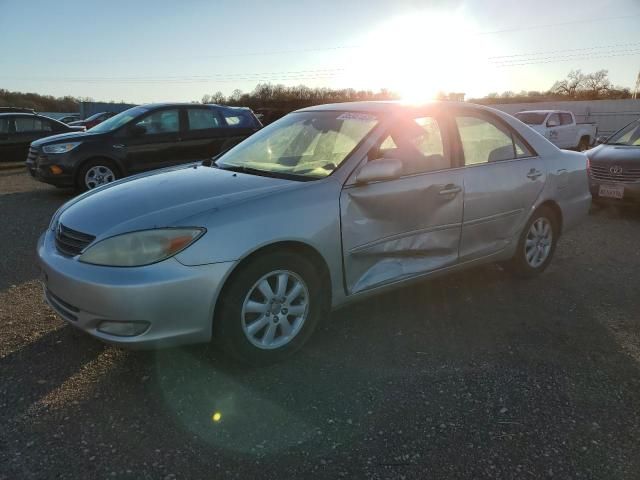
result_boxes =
[583,70,611,99]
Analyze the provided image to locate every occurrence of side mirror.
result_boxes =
[355,158,403,184]
[131,124,147,136]
[595,135,608,145]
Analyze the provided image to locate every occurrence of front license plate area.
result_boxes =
[599,184,624,199]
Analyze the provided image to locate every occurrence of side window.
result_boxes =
[456,115,533,165]
[547,113,560,127]
[187,108,221,130]
[222,110,252,128]
[378,116,448,174]
[135,109,180,134]
[0,117,12,134]
[559,113,573,125]
[14,117,51,133]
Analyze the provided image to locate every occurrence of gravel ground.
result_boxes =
[2,170,640,479]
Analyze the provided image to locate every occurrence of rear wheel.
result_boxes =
[76,159,119,192]
[214,251,325,365]
[507,207,559,278]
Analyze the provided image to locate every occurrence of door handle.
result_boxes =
[526,169,542,180]
[438,184,462,196]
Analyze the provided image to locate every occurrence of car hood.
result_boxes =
[32,130,98,146]
[587,144,640,166]
[57,165,297,239]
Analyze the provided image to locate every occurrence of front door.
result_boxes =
[452,111,546,261]
[124,107,182,173]
[340,113,464,295]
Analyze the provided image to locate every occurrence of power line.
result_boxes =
[488,41,640,60]
[492,49,640,67]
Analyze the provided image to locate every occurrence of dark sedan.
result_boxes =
[0,113,84,163]
[587,119,640,204]
[26,103,262,191]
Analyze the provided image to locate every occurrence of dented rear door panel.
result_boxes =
[340,170,464,294]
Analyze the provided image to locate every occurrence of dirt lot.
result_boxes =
[1,170,640,479]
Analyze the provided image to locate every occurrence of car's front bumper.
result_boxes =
[37,230,235,348]
[26,149,75,187]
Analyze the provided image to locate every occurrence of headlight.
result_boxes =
[79,228,205,267]
[43,142,82,154]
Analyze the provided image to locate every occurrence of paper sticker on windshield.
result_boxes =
[337,112,376,121]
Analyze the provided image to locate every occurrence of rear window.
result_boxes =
[514,112,547,125]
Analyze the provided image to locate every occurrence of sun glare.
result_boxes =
[338,11,492,102]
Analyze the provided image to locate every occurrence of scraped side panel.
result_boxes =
[340,170,464,294]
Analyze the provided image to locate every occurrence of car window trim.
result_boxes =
[134,106,182,136]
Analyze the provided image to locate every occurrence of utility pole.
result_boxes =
[634,71,640,99]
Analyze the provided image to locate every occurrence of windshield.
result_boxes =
[514,112,548,125]
[216,111,378,178]
[89,106,148,133]
[607,120,640,146]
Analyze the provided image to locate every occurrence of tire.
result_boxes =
[76,159,119,192]
[577,137,590,152]
[213,251,326,365]
[506,207,559,278]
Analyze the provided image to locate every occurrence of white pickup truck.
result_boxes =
[514,110,597,151]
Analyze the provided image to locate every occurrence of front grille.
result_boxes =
[27,146,38,163]
[590,164,640,183]
[55,224,95,256]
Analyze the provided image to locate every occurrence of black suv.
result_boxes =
[1,112,84,163]
[26,103,262,191]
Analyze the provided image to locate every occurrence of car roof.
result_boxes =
[517,110,570,115]
[295,100,495,115]
[0,112,59,120]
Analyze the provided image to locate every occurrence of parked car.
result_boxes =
[514,110,597,151]
[0,113,85,163]
[0,107,36,114]
[38,101,590,364]
[58,114,81,124]
[27,103,262,191]
[68,111,117,130]
[587,118,640,203]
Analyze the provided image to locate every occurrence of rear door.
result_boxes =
[124,107,182,173]
[180,106,229,162]
[452,110,545,261]
[0,116,19,161]
[341,111,464,294]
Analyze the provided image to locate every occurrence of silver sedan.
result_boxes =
[38,101,591,364]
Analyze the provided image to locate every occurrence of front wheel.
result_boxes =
[507,207,558,278]
[76,159,119,192]
[214,251,325,365]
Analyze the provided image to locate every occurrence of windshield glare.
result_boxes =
[89,106,148,133]
[607,121,640,146]
[217,111,379,178]
[515,112,547,125]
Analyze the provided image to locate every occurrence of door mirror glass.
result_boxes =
[355,158,403,184]
[595,135,608,145]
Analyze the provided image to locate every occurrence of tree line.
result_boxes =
[1,69,633,114]
[469,70,632,105]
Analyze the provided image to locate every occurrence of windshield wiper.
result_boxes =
[215,163,316,181]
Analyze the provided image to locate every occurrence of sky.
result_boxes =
[1,0,639,103]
